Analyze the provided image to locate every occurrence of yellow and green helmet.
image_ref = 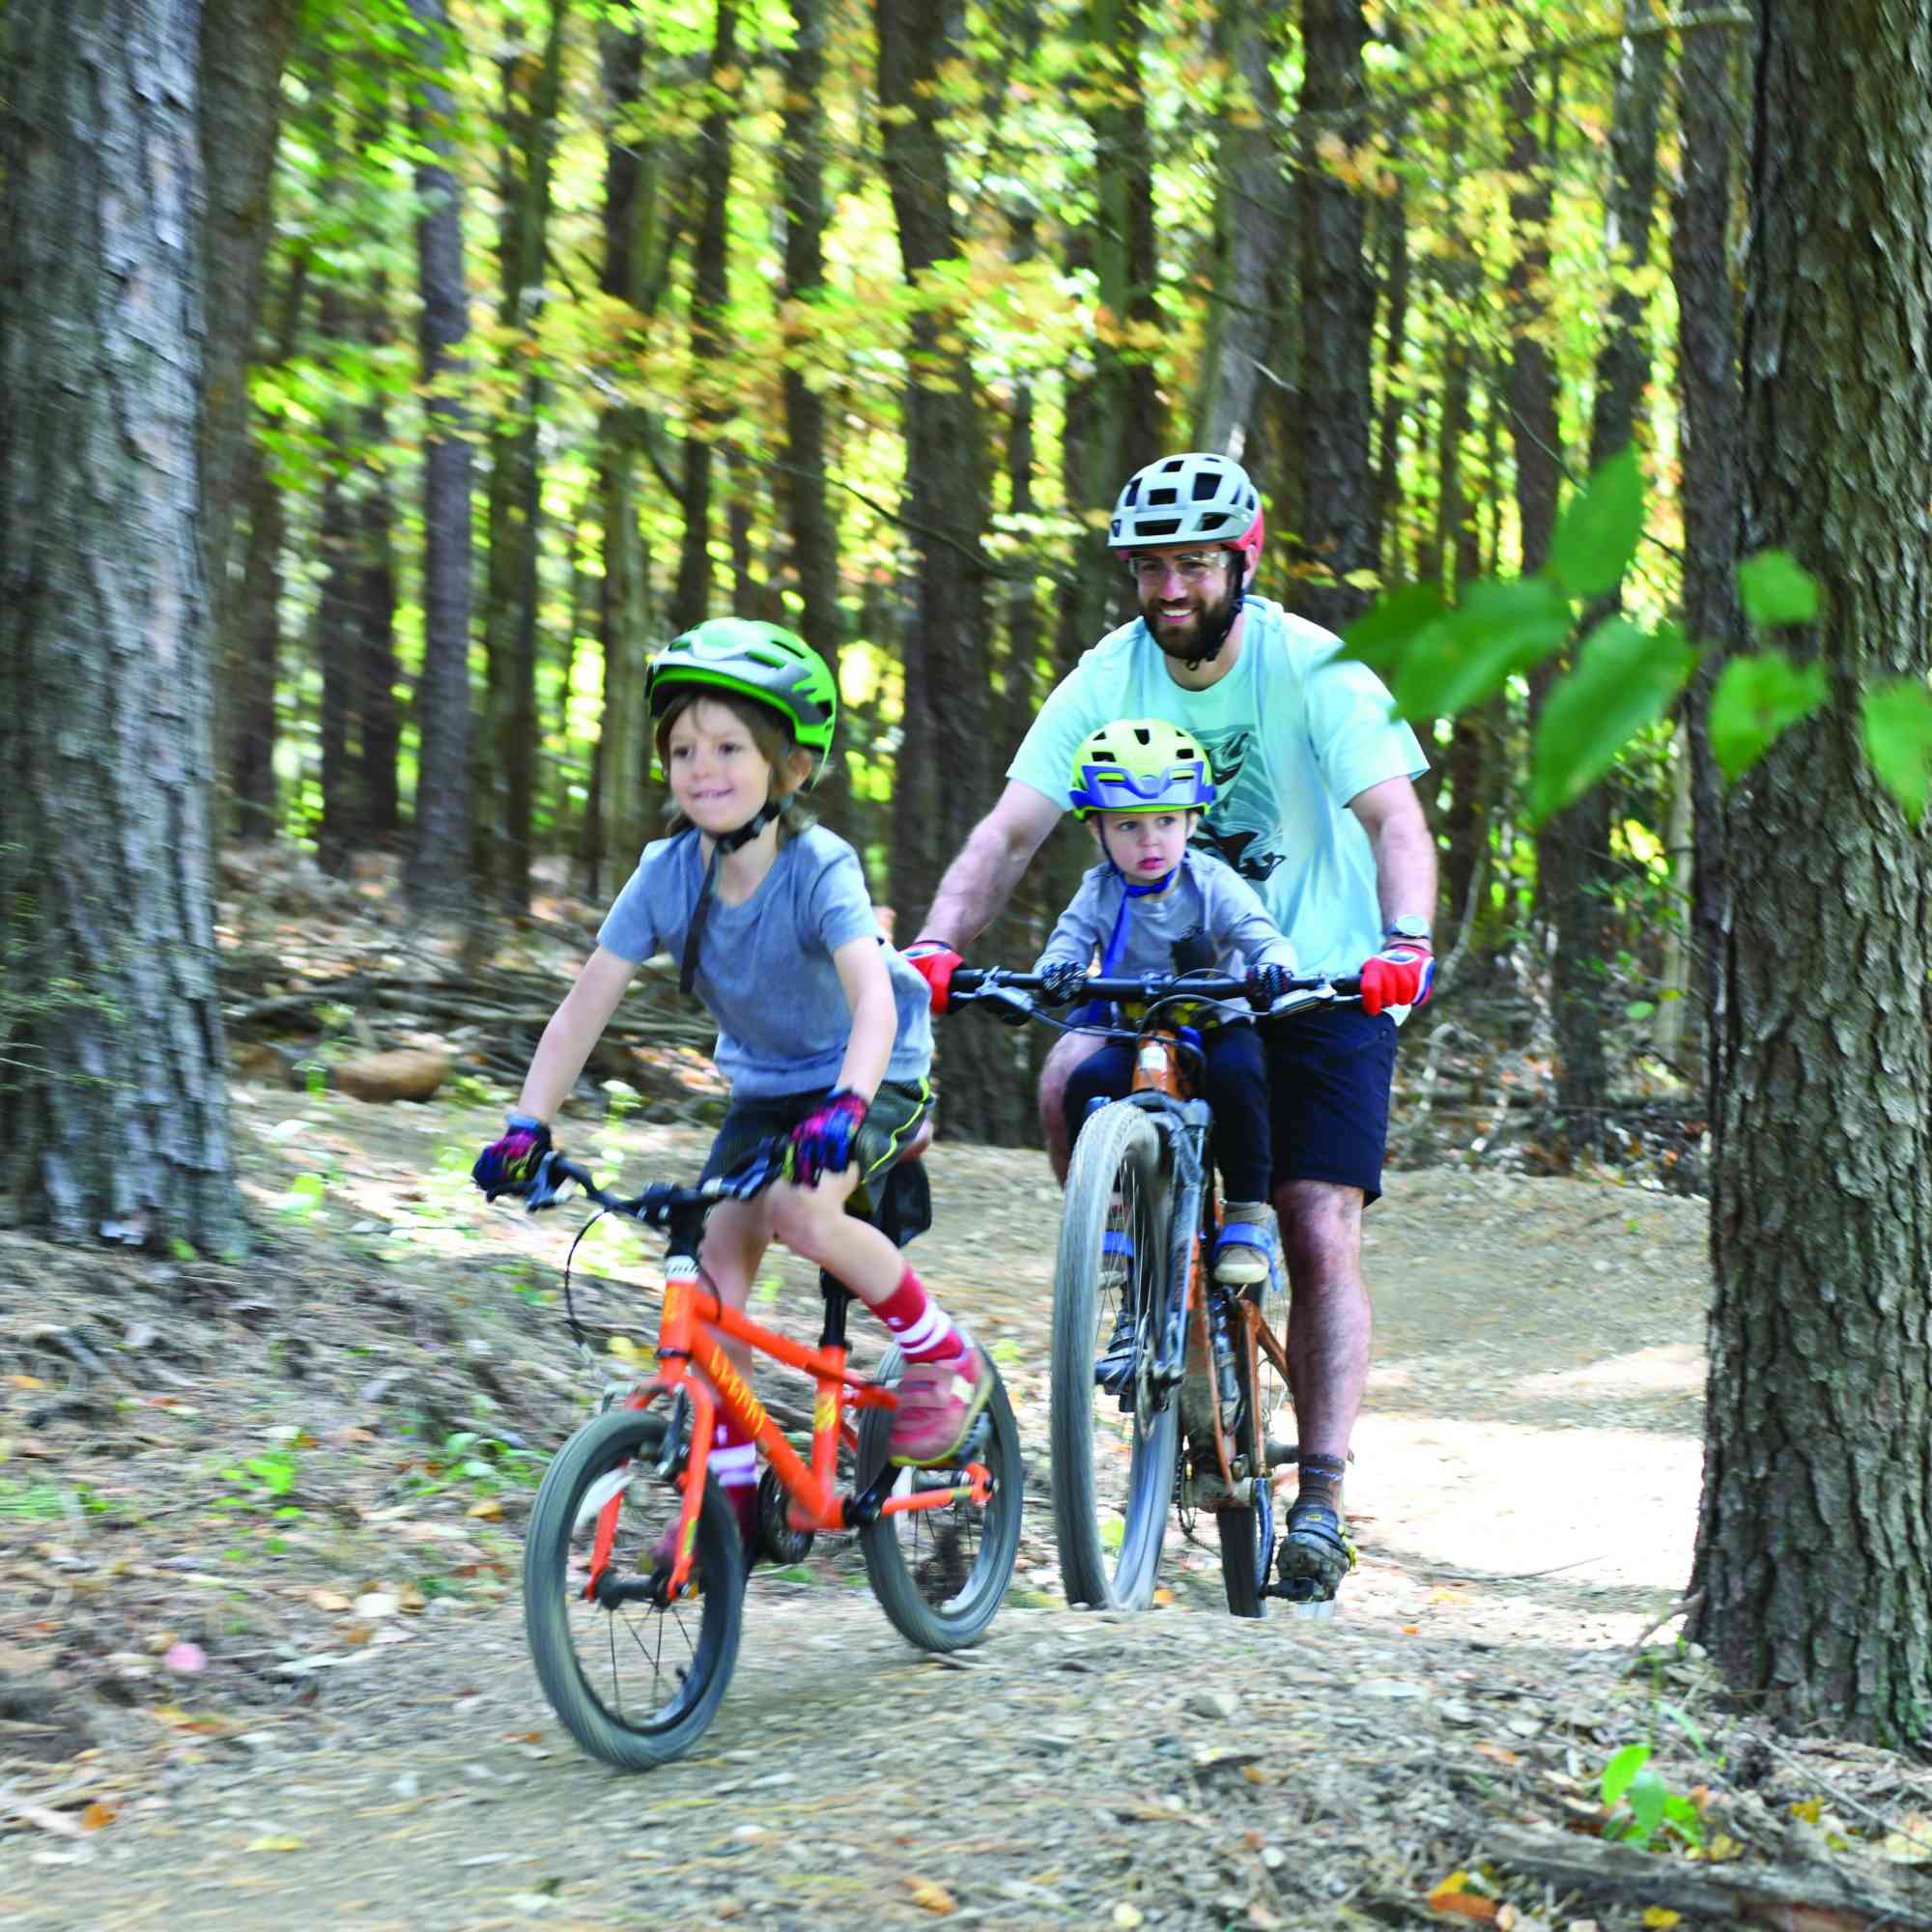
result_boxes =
[645,618,838,786]
[1067,718,1216,818]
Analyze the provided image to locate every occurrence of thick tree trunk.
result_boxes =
[1542,2,1662,1126]
[1296,0,1377,634]
[0,0,240,1251]
[404,0,475,914]
[1372,159,1410,580]
[356,267,401,843]
[877,0,1011,1143]
[1688,0,1932,1743]
[668,0,738,636]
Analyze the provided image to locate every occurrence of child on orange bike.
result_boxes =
[1034,718,1300,1291]
[472,618,992,1559]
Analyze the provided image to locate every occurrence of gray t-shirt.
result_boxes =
[597,825,934,1098]
[1034,848,1298,984]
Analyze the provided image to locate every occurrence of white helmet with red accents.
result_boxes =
[1109,451,1264,577]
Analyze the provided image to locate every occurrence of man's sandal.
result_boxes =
[1275,1498,1357,1603]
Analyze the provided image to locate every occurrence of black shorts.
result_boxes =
[1261,1006,1399,1205]
[701,1077,934,1214]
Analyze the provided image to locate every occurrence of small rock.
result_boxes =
[1185,1688,1240,1721]
[1357,1678,1428,1701]
[332,1048,451,1104]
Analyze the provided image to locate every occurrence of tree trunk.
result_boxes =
[1541,1,1662,1126]
[1505,61,1562,579]
[876,0,1010,1143]
[316,257,359,876]
[1088,0,1163,473]
[356,265,400,843]
[0,0,241,1251]
[668,0,739,636]
[1190,0,1288,462]
[199,0,298,835]
[778,0,846,836]
[404,0,475,915]
[482,0,568,911]
[1296,0,1377,634]
[1689,0,1932,1743]
[1671,14,1746,1097]
[1372,154,1410,581]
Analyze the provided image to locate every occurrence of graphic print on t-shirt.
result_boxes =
[1189,727,1288,891]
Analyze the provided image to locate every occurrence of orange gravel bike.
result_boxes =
[949,966,1359,1618]
[518,1137,1023,1770]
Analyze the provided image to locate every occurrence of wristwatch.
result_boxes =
[1383,916,1433,947]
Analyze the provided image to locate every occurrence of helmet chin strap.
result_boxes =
[1097,861,1180,976]
[680,799,783,994]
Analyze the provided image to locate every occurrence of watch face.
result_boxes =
[1386,917,1432,942]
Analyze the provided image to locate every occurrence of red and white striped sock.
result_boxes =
[871,1266,968,1365]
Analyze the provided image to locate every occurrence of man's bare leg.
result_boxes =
[1037,1030,1109,1183]
[1273,1177,1371,1596]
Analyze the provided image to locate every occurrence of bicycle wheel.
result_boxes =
[522,1407,743,1770]
[1050,1099,1179,1610]
[856,1345,1025,1651]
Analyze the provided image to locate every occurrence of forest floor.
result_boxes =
[4,867,1931,1930]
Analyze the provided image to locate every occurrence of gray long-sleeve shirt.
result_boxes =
[1034,848,1298,983]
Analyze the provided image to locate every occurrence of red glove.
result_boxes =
[1358,942,1434,1017]
[902,940,962,1014]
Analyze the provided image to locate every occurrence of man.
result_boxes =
[905,451,1435,1604]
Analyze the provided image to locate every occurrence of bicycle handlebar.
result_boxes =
[947,965,1362,1009]
[540,1139,788,1226]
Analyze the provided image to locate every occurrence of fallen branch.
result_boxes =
[1485,1822,1932,1931]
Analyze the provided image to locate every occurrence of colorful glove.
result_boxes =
[902,940,962,1014]
[1245,961,1295,1009]
[1358,942,1434,1017]
[1037,958,1092,1006]
[789,1090,869,1187]
[473,1115,557,1201]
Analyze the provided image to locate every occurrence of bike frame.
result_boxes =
[589,1227,992,1605]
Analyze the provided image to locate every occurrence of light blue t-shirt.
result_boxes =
[596,825,934,1098]
[1008,598,1427,976]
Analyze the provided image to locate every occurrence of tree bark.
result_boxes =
[1689,0,1932,1743]
[1504,60,1561,579]
[404,0,475,915]
[876,0,1010,1143]
[0,0,241,1251]
[1295,0,1377,634]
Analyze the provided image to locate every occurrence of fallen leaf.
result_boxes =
[310,1590,353,1613]
[1875,1815,1932,1864]
[1151,1588,1175,1607]
[246,1834,305,1854]
[396,1584,428,1613]
[903,1878,956,1916]
[79,1801,117,1832]
[7,1375,45,1389]
[1112,1907,1145,1930]
[1639,1912,1681,1929]
[467,1498,503,1520]
[1431,1897,1498,1923]
[1402,1624,1421,1634]
[343,1623,374,1646]
[1474,1743,1523,1766]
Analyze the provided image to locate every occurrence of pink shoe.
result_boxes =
[888,1342,994,1467]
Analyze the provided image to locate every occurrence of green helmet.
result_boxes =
[645,617,838,785]
[1067,718,1216,818]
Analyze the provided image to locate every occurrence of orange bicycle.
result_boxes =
[517,1138,1023,1770]
[948,966,1358,1618]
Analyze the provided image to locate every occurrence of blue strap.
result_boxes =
[1096,865,1177,977]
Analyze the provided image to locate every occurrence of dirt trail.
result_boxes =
[0,1094,1741,1930]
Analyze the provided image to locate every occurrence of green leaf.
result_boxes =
[1378,578,1573,723]
[1737,551,1823,629]
[1336,581,1445,678]
[1861,678,1932,823]
[1600,1741,1650,1808]
[1625,1000,1656,1020]
[1527,619,1700,825]
[1707,651,1830,781]
[1548,446,1644,600]
[1628,1766,1668,1842]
